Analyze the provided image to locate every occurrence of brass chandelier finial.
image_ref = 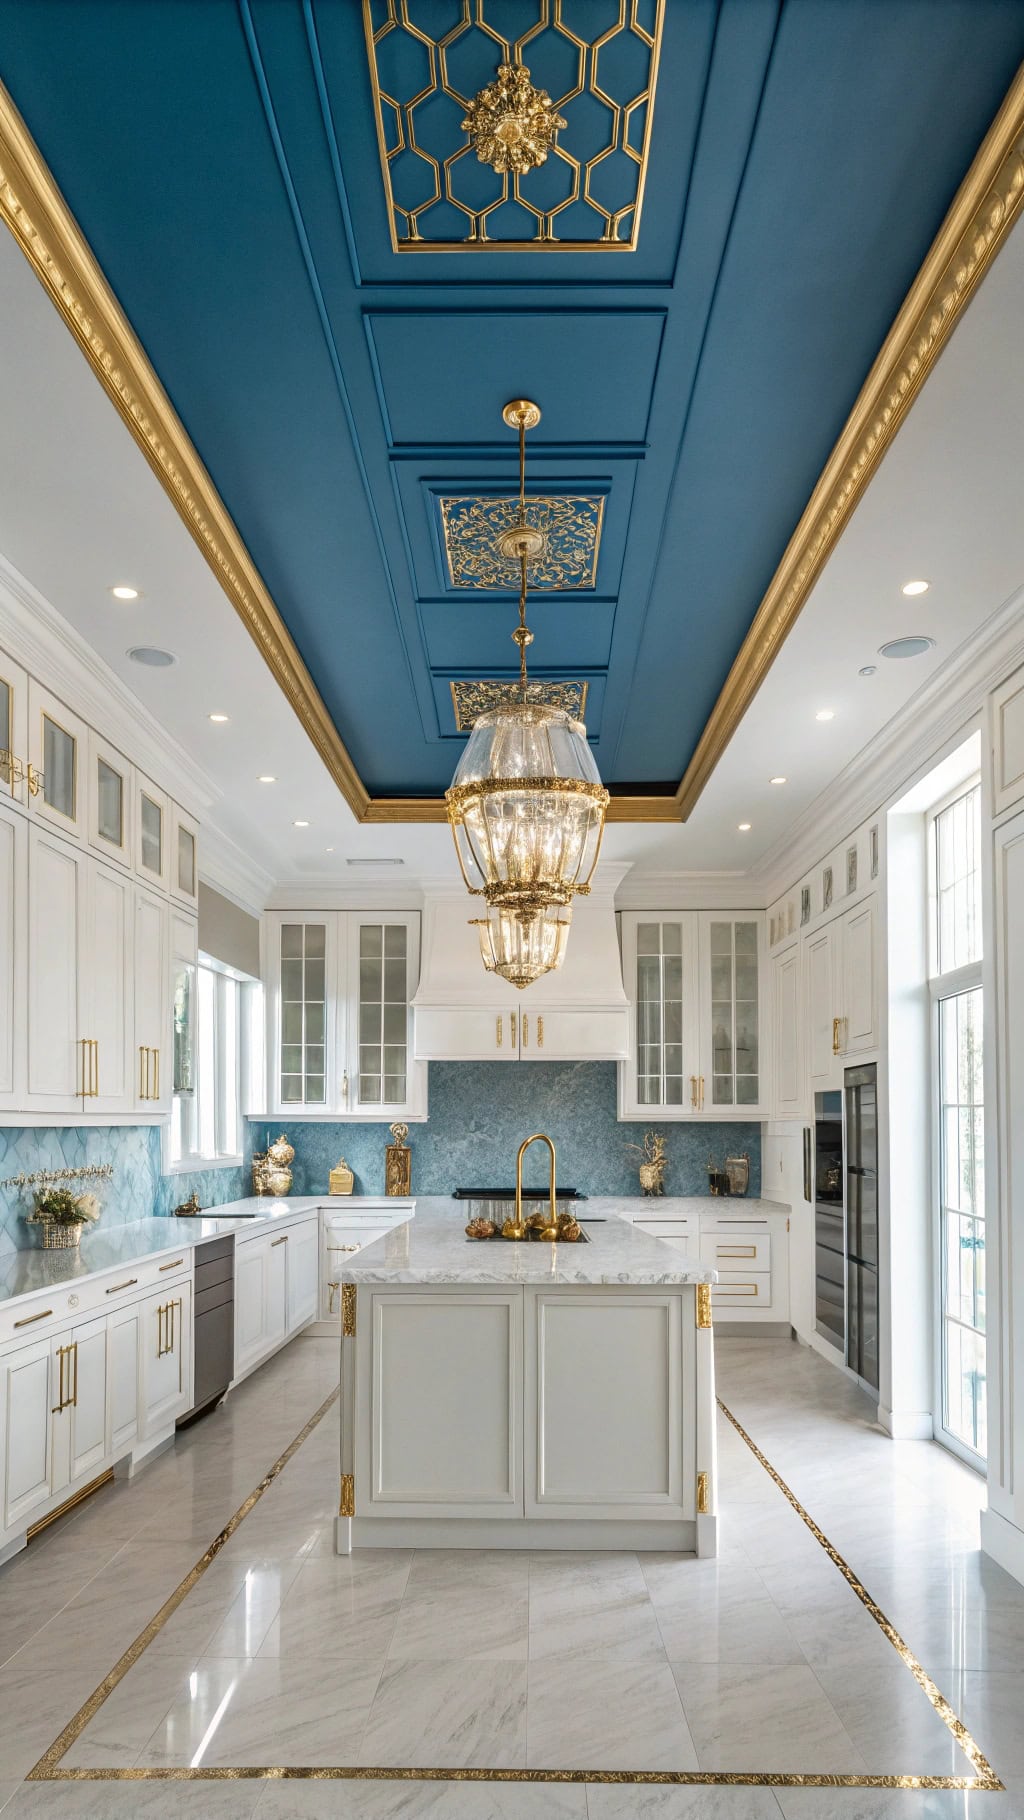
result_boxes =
[462,63,566,177]
[444,399,609,991]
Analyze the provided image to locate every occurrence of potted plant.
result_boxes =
[26,1187,101,1249]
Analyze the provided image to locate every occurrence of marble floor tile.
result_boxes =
[948,1670,1024,1776]
[810,1659,969,1776]
[360,1660,527,1769]
[256,1779,588,1819]
[389,1577,528,1663]
[775,1793,1024,1820]
[529,1558,663,1666]
[527,1650,698,1772]
[63,1651,201,1768]
[204,1559,306,1658]
[0,1782,265,1818]
[669,1661,866,1773]
[137,1652,382,1768]
[586,1790,785,1820]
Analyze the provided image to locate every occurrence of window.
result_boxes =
[168,962,244,1169]
[930,782,985,1462]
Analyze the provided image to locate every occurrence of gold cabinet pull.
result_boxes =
[159,1258,184,1272]
[78,1038,88,1097]
[51,1344,67,1414]
[91,1039,99,1098]
[327,1281,339,1314]
[14,1307,53,1328]
[495,1015,502,1049]
[716,1281,759,1297]
[832,1016,841,1055]
[106,1278,138,1295]
[70,1339,78,1408]
[272,1234,289,1247]
[152,1047,159,1100]
[698,1075,705,1110]
[26,761,43,797]
[522,1014,528,1048]
[537,1016,543,1048]
[336,1243,360,1252]
[139,1045,147,1099]
[718,1244,756,1258]
[157,1303,165,1357]
[510,1011,517,1049]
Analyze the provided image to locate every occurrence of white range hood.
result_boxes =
[412,865,630,1062]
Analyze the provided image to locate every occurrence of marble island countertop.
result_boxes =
[342,1208,718,1287]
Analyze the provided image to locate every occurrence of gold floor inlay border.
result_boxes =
[27,1389,1002,1791]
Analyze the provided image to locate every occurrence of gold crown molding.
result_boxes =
[675,58,1024,821]
[0,79,370,824]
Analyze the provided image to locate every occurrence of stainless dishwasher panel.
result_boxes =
[180,1234,235,1424]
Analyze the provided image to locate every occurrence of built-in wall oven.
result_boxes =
[814,1092,845,1348]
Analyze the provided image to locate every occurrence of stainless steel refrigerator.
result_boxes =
[844,1062,879,1389]
[814,1091,845,1348]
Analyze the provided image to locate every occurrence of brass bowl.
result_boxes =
[465,1218,495,1240]
[559,1218,582,1242]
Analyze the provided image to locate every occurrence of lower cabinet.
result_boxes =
[107,1299,141,1455]
[631,1207,789,1327]
[139,1285,192,1436]
[51,1314,109,1497]
[2,1336,52,1532]
[233,1215,319,1381]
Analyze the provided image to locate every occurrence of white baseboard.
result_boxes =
[877,1403,934,1440]
[981,1503,1024,1587]
[347,1517,697,1552]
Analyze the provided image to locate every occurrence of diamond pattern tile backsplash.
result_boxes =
[0,1125,245,1257]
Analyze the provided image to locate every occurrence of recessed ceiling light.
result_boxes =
[738,822,752,832]
[257,774,276,783]
[127,645,175,668]
[859,665,877,677]
[326,847,335,853]
[345,857,406,867]
[879,635,936,660]
[208,713,229,723]
[293,819,310,828]
[110,585,139,601]
[769,776,787,786]
[901,579,929,596]
[815,708,834,722]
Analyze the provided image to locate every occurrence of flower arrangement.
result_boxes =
[26,1187,101,1248]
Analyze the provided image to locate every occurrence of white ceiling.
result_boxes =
[0,204,1022,902]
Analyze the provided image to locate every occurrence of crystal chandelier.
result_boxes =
[446,399,609,989]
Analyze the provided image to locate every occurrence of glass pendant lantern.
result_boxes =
[446,400,609,988]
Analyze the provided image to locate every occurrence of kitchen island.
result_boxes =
[336,1210,718,1557]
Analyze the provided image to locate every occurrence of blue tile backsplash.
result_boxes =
[249,1062,761,1200]
[0,1125,245,1258]
[0,1063,760,1253]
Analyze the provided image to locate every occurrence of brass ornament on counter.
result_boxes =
[385,1123,411,1197]
[462,62,566,177]
[252,1134,294,1197]
[628,1131,667,1196]
[465,1216,496,1241]
[329,1158,355,1196]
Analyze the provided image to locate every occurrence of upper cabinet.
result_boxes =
[991,660,1024,820]
[0,634,201,1123]
[618,912,768,1120]
[804,897,879,1095]
[264,911,425,1120]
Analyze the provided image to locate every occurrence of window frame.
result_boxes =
[164,958,248,1174]
[927,775,986,1470]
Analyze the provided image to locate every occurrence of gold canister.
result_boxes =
[329,1158,355,1196]
[385,1123,411,1197]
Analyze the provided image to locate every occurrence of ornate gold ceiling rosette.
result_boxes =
[450,677,588,732]
[362,0,664,251]
[440,493,604,590]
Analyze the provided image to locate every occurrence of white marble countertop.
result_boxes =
[598,1196,789,1217]
[342,1208,717,1287]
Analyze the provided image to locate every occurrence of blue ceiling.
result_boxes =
[0,1,1021,801]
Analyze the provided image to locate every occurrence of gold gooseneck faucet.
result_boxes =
[506,1132,557,1240]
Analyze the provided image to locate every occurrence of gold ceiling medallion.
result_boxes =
[462,61,565,176]
[451,678,588,733]
[440,493,603,591]
[446,399,608,990]
[362,0,664,251]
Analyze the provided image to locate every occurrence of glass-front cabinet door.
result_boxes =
[87,732,131,869]
[135,774,169,890]
[28,681,86,838]
[347,915,422,1117]
[277,919,331,1111]
[0,648,28,804]
[698,914,764,1114]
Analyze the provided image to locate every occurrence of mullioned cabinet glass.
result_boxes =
[280,923,327,1106]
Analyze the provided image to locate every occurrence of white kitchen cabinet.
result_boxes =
[139,1283,192,1436]
[265,912,425,1120]
[170,801,199,909]
[26,824,85,1108]
[1,1336,52,1532]
[804,898,878,1092]
[265,1233,289,1353]
[0,803,24,1109]
[841,897,878,1054]
[106,1300,141,1456]
[525,1289,686,1520]
[234,1237,271,1377]
[50,1315,108,1497]
[84,860,133,1114]
[619,911,768,1119]
[87,731,132,871]
[286,1220,319,1332]
[0,645,28,809]
[27,680,86,841]
[359,1288,523,1519]
[772,943,803,1118]
[134,886,169,1111]
[318,1204,411,1324]
[991,661,1024,818]
[805,919,841,1090]
[135,774,169,893]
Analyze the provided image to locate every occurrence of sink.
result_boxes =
[465,1225,590,1244]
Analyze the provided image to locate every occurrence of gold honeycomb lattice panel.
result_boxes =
[440,494,604,590]
[363,0,664,251]
[451,678,589,731]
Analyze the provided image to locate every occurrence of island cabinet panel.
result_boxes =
[361,1289,522,1518]
[524,1289,689,1520]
